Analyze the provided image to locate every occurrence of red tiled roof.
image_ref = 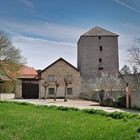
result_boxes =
[20,66,38,79]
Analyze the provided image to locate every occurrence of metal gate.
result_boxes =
[22,80,39,99]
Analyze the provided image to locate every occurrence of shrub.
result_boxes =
[0,81,16,93]
[117,95,126,108]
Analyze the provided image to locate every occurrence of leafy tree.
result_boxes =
[0,30,26,81]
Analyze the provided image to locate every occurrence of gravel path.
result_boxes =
[2,99,140,114]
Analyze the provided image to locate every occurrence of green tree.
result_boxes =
[0,30,26,81]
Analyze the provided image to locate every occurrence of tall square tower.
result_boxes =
[77,26,119,82]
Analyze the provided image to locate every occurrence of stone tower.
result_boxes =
[77,26,119,82]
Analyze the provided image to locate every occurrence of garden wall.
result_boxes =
[0,93,15,100]
[131,91,140,108]
[80,90,124,101]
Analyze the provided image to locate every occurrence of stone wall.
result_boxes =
[39,59,81,99]
[78,36,119,82]
[15,80,22,98]
[0,93,15,99]
[131,91,140,108]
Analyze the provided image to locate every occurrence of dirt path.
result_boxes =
[3,99,140,114]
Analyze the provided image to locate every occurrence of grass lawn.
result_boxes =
[0,101,140,140]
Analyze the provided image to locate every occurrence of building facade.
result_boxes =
[39,58,81,99]
[15,26,119,100]
[77,26,119,82]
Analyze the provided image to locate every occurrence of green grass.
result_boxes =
[0,101,140,140]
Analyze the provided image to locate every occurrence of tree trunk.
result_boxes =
[44,87,47,100]
[54,87,57,101]
[64,84,67,102]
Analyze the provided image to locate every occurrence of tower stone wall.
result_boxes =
[77,27,119,83]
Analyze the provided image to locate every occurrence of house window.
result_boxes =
[100,46,102,51]
[99,58,102,62]
[98,36,101,39]
[48,75,55,82]
[98,67,103,70]
[48,88,55,95]
[67,88,72,95]
[66,75,72,83]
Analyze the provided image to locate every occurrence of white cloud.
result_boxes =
[0,20,85,69]
[0,20,86,43]
[113,0,140,14]
[18,0,34,9]
[12,34,77,70]
[1,20,140,70]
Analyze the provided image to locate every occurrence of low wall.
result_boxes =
[80,90,124,101]
[131,91,140,108]
[0,93,15,100]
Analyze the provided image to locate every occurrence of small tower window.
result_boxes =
[98,36,101,39]
[98,67,103,70]
[99,58,102,62]
[100,46,102,51]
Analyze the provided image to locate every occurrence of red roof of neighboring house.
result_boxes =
[20,66,38,79]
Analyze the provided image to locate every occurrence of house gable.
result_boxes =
[41,58,79,74]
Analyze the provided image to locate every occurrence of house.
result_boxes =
[15,66,39,99]
[15,26,119,100]
[15,58,81,99]
[39,58,81,99]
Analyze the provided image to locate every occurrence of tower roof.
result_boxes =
[82,26,118,37]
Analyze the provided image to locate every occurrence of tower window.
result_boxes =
[100,46,102,51]
[98,67,103,70]
[99,58,102,62]
[98,36,101,39]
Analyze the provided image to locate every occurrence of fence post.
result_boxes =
[125,83,132,109]
[125,83,129,109]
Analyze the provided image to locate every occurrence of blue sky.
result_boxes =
[0,0,140,69]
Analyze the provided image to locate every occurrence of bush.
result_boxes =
[0,81,16,93]
[117,95,126,108]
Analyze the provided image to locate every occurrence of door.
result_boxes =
[22,80,39,99]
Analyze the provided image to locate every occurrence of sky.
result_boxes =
[0,0,140,70]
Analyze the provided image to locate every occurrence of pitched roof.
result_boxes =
[19,66,38,79]
[41,58,79,73]
[82,26,118,37]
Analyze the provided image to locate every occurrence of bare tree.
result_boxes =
[120,65,131,75]
[0,30,26,81]
[42,81,49,100]
[94,73,122,105]
[54,79,61,101]
[64,76,72,102]
[64,78,68,102]
[95,73,122,96]
[128,41,140,66]
[132,65,138,74]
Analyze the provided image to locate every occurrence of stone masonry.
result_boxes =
[39,58,81,99]
[77,26,119,82]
